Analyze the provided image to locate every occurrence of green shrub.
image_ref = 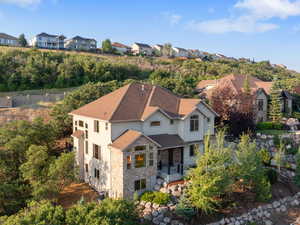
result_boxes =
[256,122,283,130]
[266,168,278,185]
[258,149,271,165]
[140,191,171,205]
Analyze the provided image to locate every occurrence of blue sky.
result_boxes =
[0,0,300,71]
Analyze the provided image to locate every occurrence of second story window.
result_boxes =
[85,130,88,139]
[190,115,199,132]
[135,145,146,151]
[258,99,264,111]
[85,123,88,129]
[85,141,88,154]
[105,123,108,130]
[79,120,84,127]
[150,121,161,127]
[135,154,146,168]
[93,144,101,160]
[127,156,132,169]
[170,119,174,125]
[94,120,100,133]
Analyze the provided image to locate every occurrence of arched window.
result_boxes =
[190,115,199,132]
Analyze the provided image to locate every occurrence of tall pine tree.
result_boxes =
[269,78,282,122]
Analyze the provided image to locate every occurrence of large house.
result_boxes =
[65,36,97,51]
[131,43,153,56]
[70,82,217,199]
[0,33,19,46]
[197,74,293,122]
[30,33,66,49]
[172,47,189,58]
[111,42,131,54]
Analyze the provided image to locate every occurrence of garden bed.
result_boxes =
[189,181,300,225]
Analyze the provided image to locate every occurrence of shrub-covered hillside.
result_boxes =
[0,46,299,92]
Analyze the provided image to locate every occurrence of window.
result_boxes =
[85,141,88,154]
[127,156,132,169]
[149,152,154,166]
[85,164,88,173]
[135,154,146,168]
[170,119,174,125]
[150,121,161,127]
[85,130,88,139]
[85,123,88,129]
[94,168,99,179]
[135,145,146,151]
[75,127,78,131]
[94,120,100,133]
[105,123,108,130]
[75,121,78,126]
[134,179,146,191]
[93,144,101,160]
[190,144,199,157]
[190,115,199,132]
[79,120,84,127]
[258,99,264,111]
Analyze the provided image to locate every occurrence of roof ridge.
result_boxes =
[109,83,133,121]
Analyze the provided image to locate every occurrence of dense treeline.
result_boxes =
[0,48,299,92]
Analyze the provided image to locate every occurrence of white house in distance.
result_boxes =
[111,42,131,54]
[30,32,66,49]
[131,43,153,56]
[0,33,19,46]
[172,47,189,58]
[70,82,217,199]
[65,36,97,51]
[152,44,163,55]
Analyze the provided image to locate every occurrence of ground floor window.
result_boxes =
[189,144,200,157]
[94,168,99,179]
[134,179,146,191]
[85,164,88,173]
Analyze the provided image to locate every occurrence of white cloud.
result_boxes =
[0,0,42,7]
[187,16,278,33]
[187,0,300,33]
[235,0,300,19]
[163,12,182,26]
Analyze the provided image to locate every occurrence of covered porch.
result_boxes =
[149,134,185,183]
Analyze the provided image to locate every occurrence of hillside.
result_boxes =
[0,46,299,94]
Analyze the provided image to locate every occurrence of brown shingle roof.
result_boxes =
[71,82,207,122]
[112,42,130,49]
[148,134,184,149]
[197,74,273,95]
[110,130,161,150]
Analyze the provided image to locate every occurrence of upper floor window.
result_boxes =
[85,123,88,129]
[85,130,88,139]
[190,115,199,132]
[75,121,78,126]
[94,120,100,133]
[105,123,108,130]
[170,119,174,125]
[85,141,88,154]
[150,121,161,127]
[93,144,101,160]
[135,154,146,168]
[135,145,146,151]
[127,156,132,169]
[258,99,264,111]
[79,120,84,127]
[134,179,146,191]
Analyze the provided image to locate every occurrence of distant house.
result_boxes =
[131,43,153,56]
[172,47,189,58]
[111,42,131,54]
[31,33,66,49]
[197,74,293,122]
[188,49,203,58]
[0,33,19,47]
[152,44,163,55]
[65,36,97,51]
